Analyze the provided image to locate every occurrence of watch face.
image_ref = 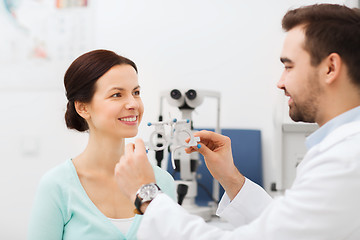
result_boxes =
[139,184,158,201]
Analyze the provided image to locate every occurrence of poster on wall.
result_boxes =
[56,0,88,9]
[0,0,94,62]
[0,0,96,88]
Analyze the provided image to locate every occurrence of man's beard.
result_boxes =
[289,70,321,123]
[289,100,317,123]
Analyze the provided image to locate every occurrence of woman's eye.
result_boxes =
[133,90,140,96]
[111,93,121,98]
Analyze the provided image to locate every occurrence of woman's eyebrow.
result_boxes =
[108,87,124,92]
[108,85,141,92]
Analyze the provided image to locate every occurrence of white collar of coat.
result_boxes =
[316,120,360,152]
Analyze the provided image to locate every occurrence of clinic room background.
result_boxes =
[0,0,357,239]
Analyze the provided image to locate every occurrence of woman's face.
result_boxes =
[85,64,144,139]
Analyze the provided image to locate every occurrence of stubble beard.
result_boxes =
[289,70,321,123]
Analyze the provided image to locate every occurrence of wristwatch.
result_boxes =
[134,183,161,215]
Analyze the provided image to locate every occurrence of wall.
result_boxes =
[0,0,351,239]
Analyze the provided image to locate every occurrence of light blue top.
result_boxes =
[28,159,176,240]
[306,106,360,149]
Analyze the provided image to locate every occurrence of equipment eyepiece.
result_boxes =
[170,89,182,100]
[185,89,197,100]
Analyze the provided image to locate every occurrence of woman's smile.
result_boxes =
[118,115,139,125]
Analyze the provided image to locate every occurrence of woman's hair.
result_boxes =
[282,4,360,86]
[64,49,137,132]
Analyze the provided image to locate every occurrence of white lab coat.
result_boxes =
[138,120,360,240]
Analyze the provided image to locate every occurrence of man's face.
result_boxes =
[277,26,323,123]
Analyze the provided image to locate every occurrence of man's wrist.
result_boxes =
[220,170,245,201]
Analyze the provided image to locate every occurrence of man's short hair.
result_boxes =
[282,4,360,86]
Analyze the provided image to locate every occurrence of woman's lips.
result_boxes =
[118,116,138,125]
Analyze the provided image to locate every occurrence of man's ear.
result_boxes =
[74,101,90,120]
[324,53,342,85]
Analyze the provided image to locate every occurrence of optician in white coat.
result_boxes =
[114,4,360,240]
[136,110,360,240]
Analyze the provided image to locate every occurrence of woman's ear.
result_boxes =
[74,101,90,120]
[324,53,342,85]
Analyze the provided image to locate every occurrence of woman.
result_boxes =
[28,50,176,239]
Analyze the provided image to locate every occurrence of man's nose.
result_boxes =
[277,72,285,90]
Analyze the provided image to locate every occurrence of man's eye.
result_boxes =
[133,90,140,96]
[284,66,293,70]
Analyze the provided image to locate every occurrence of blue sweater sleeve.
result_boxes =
[28,172,66,240]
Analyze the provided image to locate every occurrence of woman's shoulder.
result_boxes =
[151,164,176,200]
[32,160,76,211]
[152,164,173,181]
[38,160,74,190]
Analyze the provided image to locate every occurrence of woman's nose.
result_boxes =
[125,96,139,110]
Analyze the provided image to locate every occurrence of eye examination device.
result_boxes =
[146,89,221,221]
[146,118,201,170]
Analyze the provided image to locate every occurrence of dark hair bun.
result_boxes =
[65,101,89,131]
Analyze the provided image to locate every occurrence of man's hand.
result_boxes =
[114,138,155,203]
[186,130,245,200]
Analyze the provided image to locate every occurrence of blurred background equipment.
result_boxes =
[153,89,221,221]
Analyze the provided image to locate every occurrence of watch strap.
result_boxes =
[134,195,144,215]
[134,183,161,215]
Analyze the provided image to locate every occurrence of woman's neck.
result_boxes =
[74,132,126,176]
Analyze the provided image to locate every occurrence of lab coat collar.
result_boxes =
[306,105,360,150]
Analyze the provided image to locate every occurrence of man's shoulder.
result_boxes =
[317,120,360,152]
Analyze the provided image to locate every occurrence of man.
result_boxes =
[115,4,360,239]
